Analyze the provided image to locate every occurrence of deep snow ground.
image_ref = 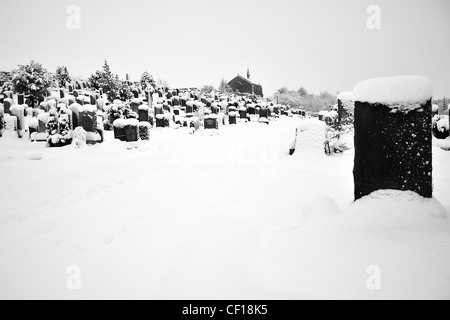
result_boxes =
[0,117,449,300]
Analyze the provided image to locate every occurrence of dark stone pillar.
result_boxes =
[353,100,432,200]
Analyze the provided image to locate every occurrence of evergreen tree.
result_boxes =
[88,60,120,102]
[140,71,155,91]
[56,66,71,87]
[11,60,51,100]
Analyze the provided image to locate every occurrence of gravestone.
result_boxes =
[38,113,50,133]
[186,102,194,115]
[130,98,141,113]
[39,101,49,112]
[24,96,34,109]
[273,106,279,115]
[259,108,270,118]
[125,119,139,142]
[3,98,13,114]
[79,106,97,133]
[3,91,13,99]
[155,114,165,128]
[353,76,433,200]
[228,111,237,125]
[4,115,17,135]
[17,94,24,105]
[172,97,180,106]
[113,119,127,141]
[69,103,82,129]
[96,98,105,111]
[138,105,149,122]
[239,107,247,119]
[204,115,218,129]
[10,105,26,138]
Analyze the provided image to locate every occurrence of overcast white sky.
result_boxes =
[0,0,449,97]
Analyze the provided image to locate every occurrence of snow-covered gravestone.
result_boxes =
[125,119,139,142]
[69,103,82,129]
[131,98,141,113]
[113,119,127,141]
[32,112,50,142]
[239,106,247,120]
[259,107,270,124]
[10,105,25,138]
[204,114,218,130]
[228,107,237,125]
[79,105,101,144]
[3,98,13,114]
[353,76,433,200]
[138,105,149,122]
[186,101,194,116]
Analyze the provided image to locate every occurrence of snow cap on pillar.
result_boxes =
[353,76,433,106]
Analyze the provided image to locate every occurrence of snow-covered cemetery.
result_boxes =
[0,0,449,300]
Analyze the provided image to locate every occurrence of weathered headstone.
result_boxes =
[3,91,13,100]
[4,114,17,135]
[130,98,141,113]
[228,111,237,125]
[186,101,194,115]
[10,105,26,138]
[204,115,218,129]
[138,105,149,122]
[17,94,24,105]
[155,114,165,128]
[3,98,13,114]
[259,108,270,124]
[79,105,97,133]
[239,106,247,119]
[125,119,139,142]
[36,112,50,142]
[353,76,433,200]
[113,119,127,141]
[69,103,82,129]
[96,98,105,111]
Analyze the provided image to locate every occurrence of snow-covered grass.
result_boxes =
[0,117,449,300]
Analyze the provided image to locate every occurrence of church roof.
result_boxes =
[229,74,261,87]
